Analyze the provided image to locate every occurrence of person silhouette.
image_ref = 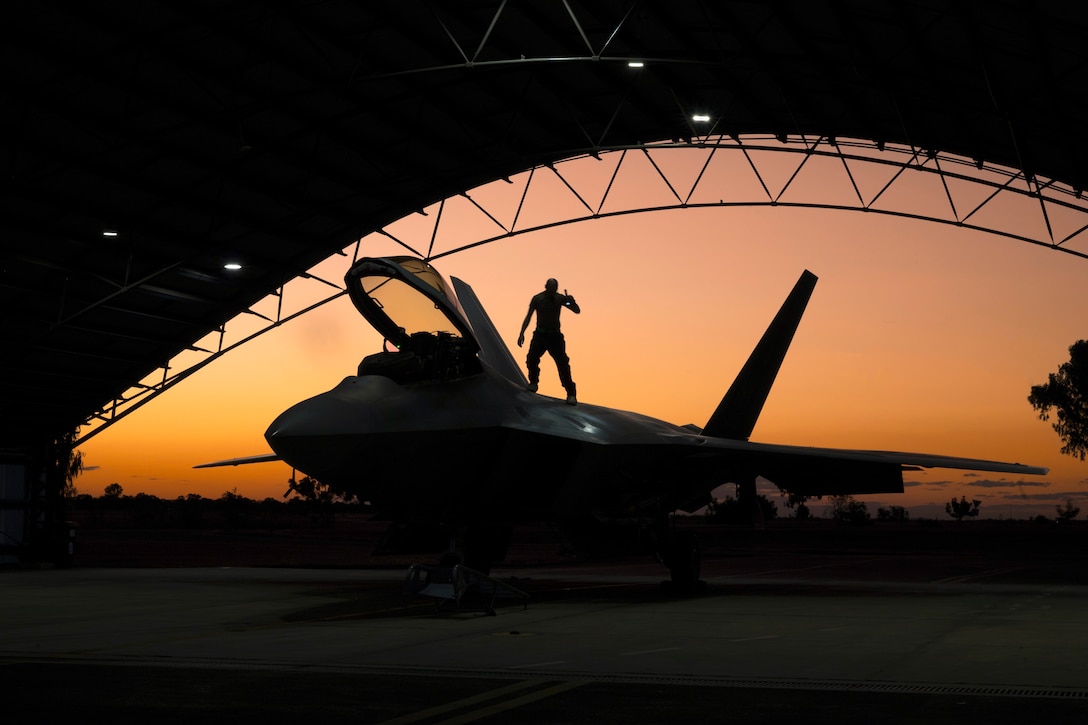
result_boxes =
[517,278,581,404]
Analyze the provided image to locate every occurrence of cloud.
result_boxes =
[905,477,959,486]
[996,491,1083,502]
[965,479,1050,489]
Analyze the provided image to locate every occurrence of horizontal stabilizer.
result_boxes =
[703,270,818,440]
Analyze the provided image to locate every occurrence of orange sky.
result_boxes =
[75,147,1088,520]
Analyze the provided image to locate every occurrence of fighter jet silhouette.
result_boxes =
[198,256,1047,585]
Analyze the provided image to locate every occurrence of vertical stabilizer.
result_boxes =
[702,270,818,440]
[451,277,529,387]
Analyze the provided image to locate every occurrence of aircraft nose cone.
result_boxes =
[267,375,398,439]
[266,391,351,439]
[265,375,400,471]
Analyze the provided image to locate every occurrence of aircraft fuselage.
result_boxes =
[265,367,709,523]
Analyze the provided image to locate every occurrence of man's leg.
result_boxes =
[548,335,576,401]
[525,333,545,391]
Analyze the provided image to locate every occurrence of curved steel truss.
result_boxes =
[77,134,1088,443]
[407,134,1088,261]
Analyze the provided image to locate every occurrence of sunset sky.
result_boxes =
[75,145,1088,520]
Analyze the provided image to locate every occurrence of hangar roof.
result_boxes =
[4,1,1088,450]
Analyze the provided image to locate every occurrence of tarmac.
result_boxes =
[3,539,1088,723]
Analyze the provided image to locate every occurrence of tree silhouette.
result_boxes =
[284,475,332,504]
[1028,340,1088,460]
[1056,499,1081,521]
[47,429,83,499]
[705,494,777,523]
[781,491,814,521]
[829,495,870,525]
[877,505,910,522]
[103,483,123,498]
[946,496,980,521]
[283,475,359,505]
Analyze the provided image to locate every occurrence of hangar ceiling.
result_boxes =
[3,0,1088,452]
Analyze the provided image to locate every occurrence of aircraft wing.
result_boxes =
[193,453,282,468]
[693,436,1049,475]
[650,432,1050,505]
[484,395,1048,514]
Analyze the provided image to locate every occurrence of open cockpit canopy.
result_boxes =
[345,256,482,381]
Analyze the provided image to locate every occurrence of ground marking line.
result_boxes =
[933,567,1021,584]
[620,646,682,656]
[513,660,568,668]
[730,634,781,642]
[375,679,541,725]
[435,681,587,724]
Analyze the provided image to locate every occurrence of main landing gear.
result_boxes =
[655,525,706,595]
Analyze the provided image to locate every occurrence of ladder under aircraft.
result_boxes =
[405,563,529,615]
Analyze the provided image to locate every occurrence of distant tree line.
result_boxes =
[64,476,370,530]
[704,491,905,526]
[68,479,1081,532]
[705,489,1080,526]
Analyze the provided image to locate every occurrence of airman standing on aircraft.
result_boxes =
[518,277,580,404]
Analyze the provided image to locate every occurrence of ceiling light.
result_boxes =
[628,61,644,68]
[223,262,242,271]
[102,229,118,237]
[692,114,711,122]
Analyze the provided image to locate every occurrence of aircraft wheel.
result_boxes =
[666,530,702,586]
[462,554,491,575]
[660,578,707,596]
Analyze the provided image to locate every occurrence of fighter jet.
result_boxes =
[198,255,1047,585]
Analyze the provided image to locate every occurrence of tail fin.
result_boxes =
[702,270,818,440]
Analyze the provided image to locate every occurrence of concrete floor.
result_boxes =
[3,548,1088,723]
